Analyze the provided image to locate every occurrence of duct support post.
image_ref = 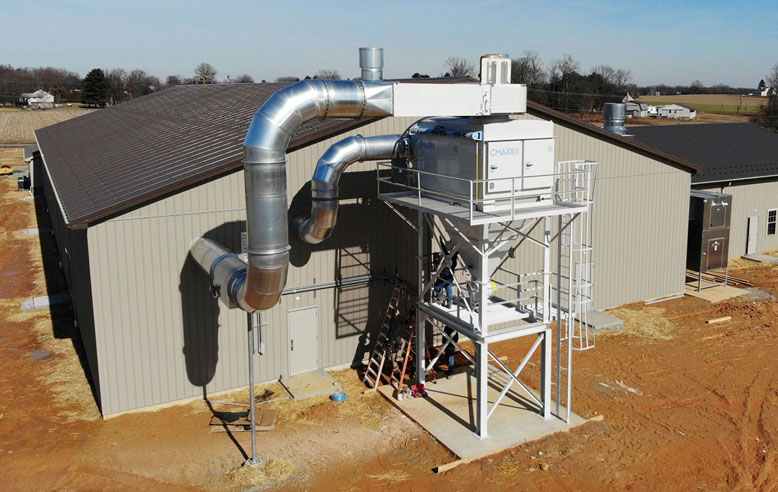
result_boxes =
[555,215,563,417]
[415,209,427,385]
[566,215,575,424]
[246,311,260,466]
[540,216,552,420]
[475,224,490,439]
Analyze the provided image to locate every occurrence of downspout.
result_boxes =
[193,79,394,311]
[294,134,406,244]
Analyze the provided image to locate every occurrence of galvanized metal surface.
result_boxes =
[359,47,383,81]
[295,134,405,244]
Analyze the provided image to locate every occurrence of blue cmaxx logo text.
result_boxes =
[490,147,521,157]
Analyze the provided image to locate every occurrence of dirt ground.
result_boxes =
[2,165,778,490]
[0,107,94,144]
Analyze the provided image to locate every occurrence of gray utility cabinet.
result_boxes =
[687,191,732,272]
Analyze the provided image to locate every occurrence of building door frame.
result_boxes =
[287,306,319,376]
[747,216,759,255]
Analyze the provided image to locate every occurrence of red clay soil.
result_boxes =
[2,173,778,490]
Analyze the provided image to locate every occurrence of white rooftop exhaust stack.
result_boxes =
[359,47,383,81]
[480,54,511,85]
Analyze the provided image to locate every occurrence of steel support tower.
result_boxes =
[378,160,597,439]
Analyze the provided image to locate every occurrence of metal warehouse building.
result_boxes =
[632,123,778,257]
[35,83,698,416]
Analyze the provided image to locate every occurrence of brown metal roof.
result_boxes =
[36,81,699,228]
[526,101,702,174]
[35,82,394,227]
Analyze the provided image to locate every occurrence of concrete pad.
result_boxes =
[279,368,342,401]
[20,227,51,236]
[20,293,71,310]
[742,253,778,264]
[684,281,744,303]
[581,310,623,331]
[378,366,586,460]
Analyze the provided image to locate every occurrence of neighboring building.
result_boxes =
[658,104,697,119]
[624,102,648,118]
[646,105,659,117]
[35,83,698,417]
[20,90,55,108]
[761,87,775,97]
[631,123,778,257]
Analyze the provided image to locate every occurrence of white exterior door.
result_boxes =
[288,307,319,375]
[747,216,759,255]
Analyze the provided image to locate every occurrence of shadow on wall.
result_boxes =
[33,187,100,409]
[180,220,245,393]
[288,170,410,368]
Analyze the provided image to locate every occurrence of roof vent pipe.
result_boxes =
[294,134,406,244]
[359,47,383,81]
[603,102,627,135]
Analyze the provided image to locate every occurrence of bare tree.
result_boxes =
[613,69,632,91]
[165,75,182,86]
[106,68,128,103]
[233,74,254,83]
[315,70,340,80]
[592,65,617,85]
[275,76,300,83]
[443,57,475,78]
[511,50,545,86]
[548,55,580,82]
[194,62,217,84]
[767,64,778,91]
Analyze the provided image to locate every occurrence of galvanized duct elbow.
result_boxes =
[190,237,256,313]
[242,80,394,311]
[294,134,405,244]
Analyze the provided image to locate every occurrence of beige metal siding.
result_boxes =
[697,180,778,257]
[509,114,691,308]
[88,117,417,415]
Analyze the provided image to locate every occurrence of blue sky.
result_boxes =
[2,0,777,87]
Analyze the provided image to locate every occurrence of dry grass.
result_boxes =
[601,305,676,341]
[208,368,390,431]
[367,469,410,483]
[2,304,101,422]
[641,94,766,114]
[0,148,23,168]
[0,107,94,143]
[228,456,295,488]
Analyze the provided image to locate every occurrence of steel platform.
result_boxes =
[378,191,589,225]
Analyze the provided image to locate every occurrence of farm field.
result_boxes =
[641,94,767,115]
[2,148,778,490]
[0,107,95,144]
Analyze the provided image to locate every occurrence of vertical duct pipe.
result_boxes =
[603,102,627,135]
[359,47,383,81]
[294,134,406,244]
[194,78,394,312]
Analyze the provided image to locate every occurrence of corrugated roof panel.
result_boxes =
[35,82,386,226]
[629,122,778,184]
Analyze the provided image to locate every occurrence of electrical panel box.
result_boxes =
[411,117,555,211]
[687,190,732,272]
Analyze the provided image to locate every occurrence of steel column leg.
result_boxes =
[415,209,427,385]
[541,216,552,419]
[475,340,489,439]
